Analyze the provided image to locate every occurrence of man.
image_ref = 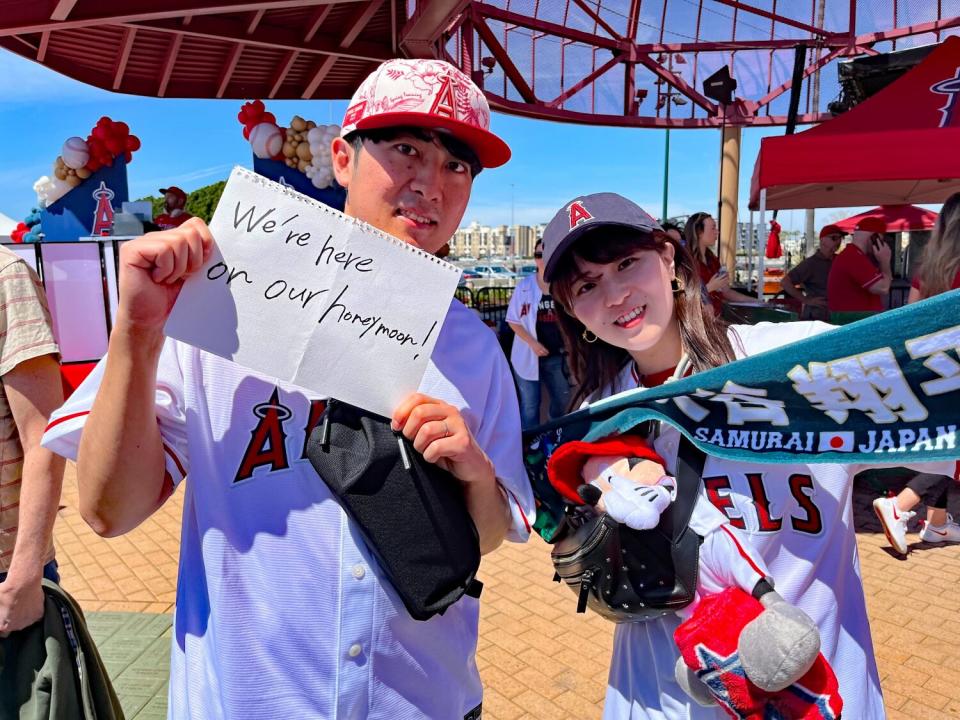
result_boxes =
[780,224,844,320]
[505,239,571,428]
[0,247,64,636]
[43,58,533,719]
[154,186,192,230]
[827,217,892,312]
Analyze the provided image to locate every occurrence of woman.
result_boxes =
[874,191,960,554]
[684,212,754,315]
[908,191,960,302]
[538,192,952,720]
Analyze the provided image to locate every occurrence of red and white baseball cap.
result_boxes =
[341,58,511,168]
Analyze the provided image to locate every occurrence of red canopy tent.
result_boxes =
[750,36,960,211]
[833,204,939,233]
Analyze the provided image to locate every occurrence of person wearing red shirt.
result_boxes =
[683,212,753,316]
[826,216,891,312]
[154,186,193,230]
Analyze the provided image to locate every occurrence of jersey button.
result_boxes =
[348,643,362,658]
[352,564,365,580]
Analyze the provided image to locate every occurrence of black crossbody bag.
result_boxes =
[550,435,706,622]
[305,399,482,621]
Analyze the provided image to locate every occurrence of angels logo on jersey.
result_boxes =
[234,388,326,483]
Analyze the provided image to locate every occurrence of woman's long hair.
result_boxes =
[551,226,736,408]
[684,212,713,266]
[917,192,960,298]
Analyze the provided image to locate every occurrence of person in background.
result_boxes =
[660,221,683,246]
[908,191,960,301]
[0,245,65,636]
[506,239,571,428]
[780,224,844,321]
[684,212,754,316]
[873,192,960,556]
[826,217,891,312]
[154,186,193,230]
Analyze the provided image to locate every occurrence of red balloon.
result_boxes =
[127,135,141,151]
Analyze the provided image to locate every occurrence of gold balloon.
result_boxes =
[306,120,316,130]
[282,141,296,158]
[76,166,92,179]
[291,116,306,132]
[54,166,67,180]
[55,156,65,169]
[66,174,82,187]
[296,143,312,161]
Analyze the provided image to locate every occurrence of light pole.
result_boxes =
[510,182,516,267]
[656,53,686,223]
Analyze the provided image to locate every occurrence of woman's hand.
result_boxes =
[706,272,730,293]
[392,393,494,486]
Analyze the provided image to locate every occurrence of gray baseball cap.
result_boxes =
[541,193,663,283]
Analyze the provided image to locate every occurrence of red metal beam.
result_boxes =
[50,0,80,22]
[303,55,338,98]
[0,0,356,36]
[113,26,137,90]
[634,53,717,114]
[710,0,830,38]
[487,91,829,127]
[341,0,385,48]
[750,43,849,112]
[157,31,183,97]
[302,0,384,98]
[268,49,298,97]
[216,41,243,98]
[127,14,392,62]
[37,30,50,61]
[399,0,470,57]
[246,8,266,34]
[303,4,334,42]
[547,52,621,108]
[853,16,960,45]
[570,0,622,41]
[473,16,537,103]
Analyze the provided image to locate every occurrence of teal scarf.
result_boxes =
[524,290,960,538]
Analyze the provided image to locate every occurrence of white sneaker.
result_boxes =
[872,497,915,556]
[919,514,960,544]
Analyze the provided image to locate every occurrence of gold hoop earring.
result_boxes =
[582,329,598,343]
[671,276,685,295]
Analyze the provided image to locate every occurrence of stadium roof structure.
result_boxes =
[1,1,959,129]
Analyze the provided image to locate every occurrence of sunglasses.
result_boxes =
[534,252,544,259]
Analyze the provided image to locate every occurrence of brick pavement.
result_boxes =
[54,464,960,719]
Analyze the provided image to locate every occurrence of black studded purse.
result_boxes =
[549,436,706,622]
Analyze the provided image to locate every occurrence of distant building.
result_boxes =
[450,221,545,259]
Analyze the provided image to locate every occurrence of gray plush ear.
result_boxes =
[738,592,821,692]
[674,656,718,707]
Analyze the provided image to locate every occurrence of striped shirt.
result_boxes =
[0,246,59,573]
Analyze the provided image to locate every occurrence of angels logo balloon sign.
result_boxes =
[526,290,960,471]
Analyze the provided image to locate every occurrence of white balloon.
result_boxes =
[33,175,71,206]
[61,136,90,170]
[311,170,333,189]
[249,122,283,159]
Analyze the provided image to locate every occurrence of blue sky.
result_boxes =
[0,50,870,234]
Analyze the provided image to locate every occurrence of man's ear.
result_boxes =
[331,137,354,188]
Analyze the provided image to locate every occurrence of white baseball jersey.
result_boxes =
[43,299,535,720]
[596,321,954,720]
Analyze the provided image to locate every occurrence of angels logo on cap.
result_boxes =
[567,201,594,230]
[340,58,511,168]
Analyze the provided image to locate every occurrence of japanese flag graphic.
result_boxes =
[818,431,855,452]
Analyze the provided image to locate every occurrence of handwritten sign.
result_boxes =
[165,166,462,416]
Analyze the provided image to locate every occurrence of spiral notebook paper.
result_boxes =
[165,166,462,417]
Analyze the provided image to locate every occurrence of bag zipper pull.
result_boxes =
[319,398,334,450]
[396,432,412,471]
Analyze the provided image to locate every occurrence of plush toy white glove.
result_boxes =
[595,474,676,530]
